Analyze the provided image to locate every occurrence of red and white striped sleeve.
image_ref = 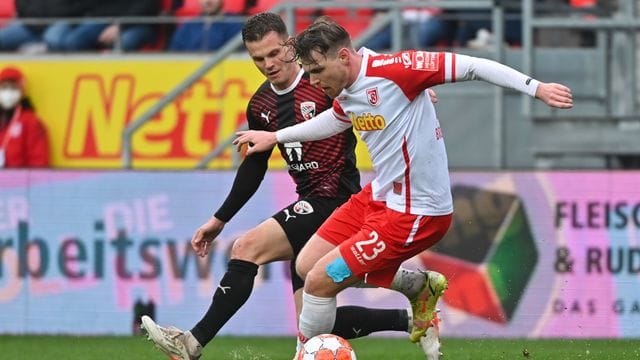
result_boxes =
[365,50,539,99]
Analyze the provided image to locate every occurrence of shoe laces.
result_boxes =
[160,325,185,340]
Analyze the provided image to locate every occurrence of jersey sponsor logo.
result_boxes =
[287,162,319,172]
[412,51,439,71]
[300,101,316,120]
[349,112,386,131]
[371,56,401,68]
[283,141,319,172]
[293,200,314,215]
[366,87,380,106]
[284,142,303,162]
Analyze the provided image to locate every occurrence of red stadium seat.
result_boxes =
[174,0,202,17]
[294,5,373,39]
[323,7,373,39]
[246,0,374,38]
[223,0,248,14]
[0,0,16,23]
[248,0,282,14]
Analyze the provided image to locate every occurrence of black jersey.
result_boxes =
[246,70,360,199]
[214,69,361,222]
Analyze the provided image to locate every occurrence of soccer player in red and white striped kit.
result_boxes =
[142,12,444,360]
[235,16,573,358]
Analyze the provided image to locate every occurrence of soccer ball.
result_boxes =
[296,334,357,360]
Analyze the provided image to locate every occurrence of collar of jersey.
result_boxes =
[271,68,305,95]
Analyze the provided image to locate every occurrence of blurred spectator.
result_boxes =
[365,2,523,51]
[49,0,160,52]
[0,67,49,168]
[364,3,449,51]
[168,0,244,52]
[0,0,89,53]
[454,8,522,49]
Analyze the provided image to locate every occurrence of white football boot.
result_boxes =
[141,315,202,360]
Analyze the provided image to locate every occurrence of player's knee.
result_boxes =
[295,257,312,281]
[303,266,327,295]
[229,235,260,262]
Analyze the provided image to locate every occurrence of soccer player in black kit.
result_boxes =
[142,13,438,360]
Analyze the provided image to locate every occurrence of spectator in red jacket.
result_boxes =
[0,67,49,168]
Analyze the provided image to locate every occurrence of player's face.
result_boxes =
[302,49,349,98]
[245,31,299,90]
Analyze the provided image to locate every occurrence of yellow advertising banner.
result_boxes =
[0,58,373,170]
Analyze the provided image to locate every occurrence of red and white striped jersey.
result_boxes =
[277,48,539,215]
[331,49,457,216]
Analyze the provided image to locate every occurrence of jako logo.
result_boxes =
[349,112,386,131]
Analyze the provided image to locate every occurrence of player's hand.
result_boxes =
[191,217,225,257]
[233,130,277,156]
[427,88,438,104]
[535,82,573,109]
[99,24,119,45]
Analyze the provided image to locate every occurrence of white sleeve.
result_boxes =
[454,54,539,97]
[275,108,352,143]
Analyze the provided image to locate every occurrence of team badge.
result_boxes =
[300,101,316,120]
[293,200,314,215]
[366,87,380,106]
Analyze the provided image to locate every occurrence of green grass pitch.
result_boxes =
[0,335,638,359]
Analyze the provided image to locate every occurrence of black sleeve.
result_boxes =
[213,102,274,222]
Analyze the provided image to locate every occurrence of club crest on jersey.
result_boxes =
[293,200,314,215]
[366,87,380,106]
[412,51,439,71]
[300,101,316,120]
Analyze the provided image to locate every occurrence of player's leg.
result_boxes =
[143,217,292,359]
[333,306,410,339]
[189,217,292,347]
[292,233,412,340]
[358,211,451,343]
[290,191,409,339]
[297,244,364,342]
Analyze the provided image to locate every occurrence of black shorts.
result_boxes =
[272,196,348,256]
[272,196,348,292]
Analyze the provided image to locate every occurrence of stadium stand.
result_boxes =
[0,0,637,169]
[0,0,15,22]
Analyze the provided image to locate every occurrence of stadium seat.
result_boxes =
[248,0,282,14]
[0,0,16,25]
[174,0,202,17]
[294,6,373,39]
[570,0,596,7]
[244,0,373,38]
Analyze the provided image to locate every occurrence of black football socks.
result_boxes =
[191,259,258,346]
[332,306,409,339]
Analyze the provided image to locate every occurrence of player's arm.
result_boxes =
[452,53,573,109]
[234,106,351,156]
[192,110,273,257]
